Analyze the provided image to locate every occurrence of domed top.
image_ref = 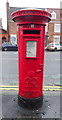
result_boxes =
[11,8,51,25]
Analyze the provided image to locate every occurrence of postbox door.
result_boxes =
[25,38,44,85]
[26,39,44,72]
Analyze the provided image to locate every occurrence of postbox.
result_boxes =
[12,8,51,109]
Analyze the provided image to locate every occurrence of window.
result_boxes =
[10,34,17,44]
[54,24,60,33]
[51,12,56,19]
[54,36,60,43]
[26,41,37,58]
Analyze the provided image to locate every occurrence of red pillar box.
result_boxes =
[12,9,51,109]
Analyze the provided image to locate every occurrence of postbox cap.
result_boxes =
[11,8,51,25]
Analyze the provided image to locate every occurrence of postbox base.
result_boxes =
[18,94,43,109]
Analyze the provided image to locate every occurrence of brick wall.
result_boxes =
[47,8,60,44]
[48,22,60,43]
[0,34,8,44]
[0,29,8,44]
[8,21,17,34]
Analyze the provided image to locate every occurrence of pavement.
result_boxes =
[0,90,61,120]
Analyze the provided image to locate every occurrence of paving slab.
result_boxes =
[0,90,61,120]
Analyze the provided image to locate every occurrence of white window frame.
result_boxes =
[45,23,48,33]
[54,24,60,33]
[54,36,60,44]
[26,41,37,58]
[51,12,56,19]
